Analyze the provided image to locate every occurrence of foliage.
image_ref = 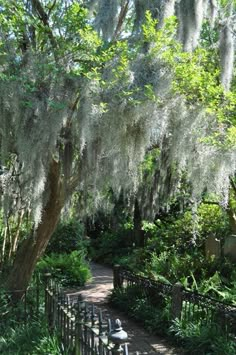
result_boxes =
[1,0,236,297]
[112,248,151,274]
[140,203,232,295]
[0,321,62,355]
[0,277,62,354]
[143,203,230,251]
[88,215,134,264]
[89,230,133,265]
[110,285,236,353]
[109,285,170,336]
[92,201,236,302]
[143,13,236,131]
[45,219,88,255]
[170,318,236,354]
[36,251,91,287]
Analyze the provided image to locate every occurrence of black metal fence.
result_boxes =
[181,287,236,333]
[45,278,130,354]
[114,265,236,336]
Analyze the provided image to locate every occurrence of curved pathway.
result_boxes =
[66,263,184,355]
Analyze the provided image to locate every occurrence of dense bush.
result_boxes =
[105,203,235,301]
[88,225,134,265]
[0,279,63,355]
[0,321,62,354]
[110,286,235,354]
[143,203,230,253]
[39,219,91,287]
[37,251,91,287]
[46,220,88,255]
[170,318,236,354]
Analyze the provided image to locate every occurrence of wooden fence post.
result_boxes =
[171,282,183,320]
[113,265,123,289]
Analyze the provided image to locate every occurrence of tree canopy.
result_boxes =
[0,0,236,292]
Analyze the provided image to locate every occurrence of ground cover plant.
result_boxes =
[169,318,236,355]
[109,285,170,336]
[0,320,62,355]
[37,251,91,287]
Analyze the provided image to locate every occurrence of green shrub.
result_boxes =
[144,203,230,253]
[113,248,151,273]
[169,318,236,354]
[110,287,235,353]
[46,220,88,255]
[89,230,133,265]
[36,251,91,287]
[0,321,62,354]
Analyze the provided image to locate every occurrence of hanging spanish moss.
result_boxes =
[176,0,208,51]
[95,0,119,40]
[70,45,236,218]
[209,0,218,27]
[220,23,235,91]
[0,54,78,226]
[0,0,235,225]
[133,0,160,32]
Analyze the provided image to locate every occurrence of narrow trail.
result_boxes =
[66,263,184,355]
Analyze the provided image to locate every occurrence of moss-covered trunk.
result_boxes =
[6,159,64,297]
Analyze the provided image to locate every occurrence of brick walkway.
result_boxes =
[66,263,185,355]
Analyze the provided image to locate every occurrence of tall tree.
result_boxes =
[0,0,235,295]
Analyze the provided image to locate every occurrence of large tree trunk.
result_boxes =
[227,180,236,235]
[133,199,145,247]
[6,159,64,297]
[227,198,236,235]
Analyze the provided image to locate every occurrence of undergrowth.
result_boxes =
[110,286,236,354]
[36,250,91,287]
[0,321,62,354]
[0,285,63,355]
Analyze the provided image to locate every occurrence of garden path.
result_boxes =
[66,262,185,355]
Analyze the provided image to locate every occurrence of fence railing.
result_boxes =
[114,265,236,335]
[45,278,130,354]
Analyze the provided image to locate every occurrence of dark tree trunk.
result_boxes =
[6,159,64,297]
[133,199,145,247]
[227,180,236,235]
[227,198,236,235]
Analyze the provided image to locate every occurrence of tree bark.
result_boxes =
[227,199,236,235]
[227,179,236,235]
[6,159,64,297]
[133,199,145,247]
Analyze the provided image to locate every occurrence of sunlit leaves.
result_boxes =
[141,11,236,148]
[142,12,179,57]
